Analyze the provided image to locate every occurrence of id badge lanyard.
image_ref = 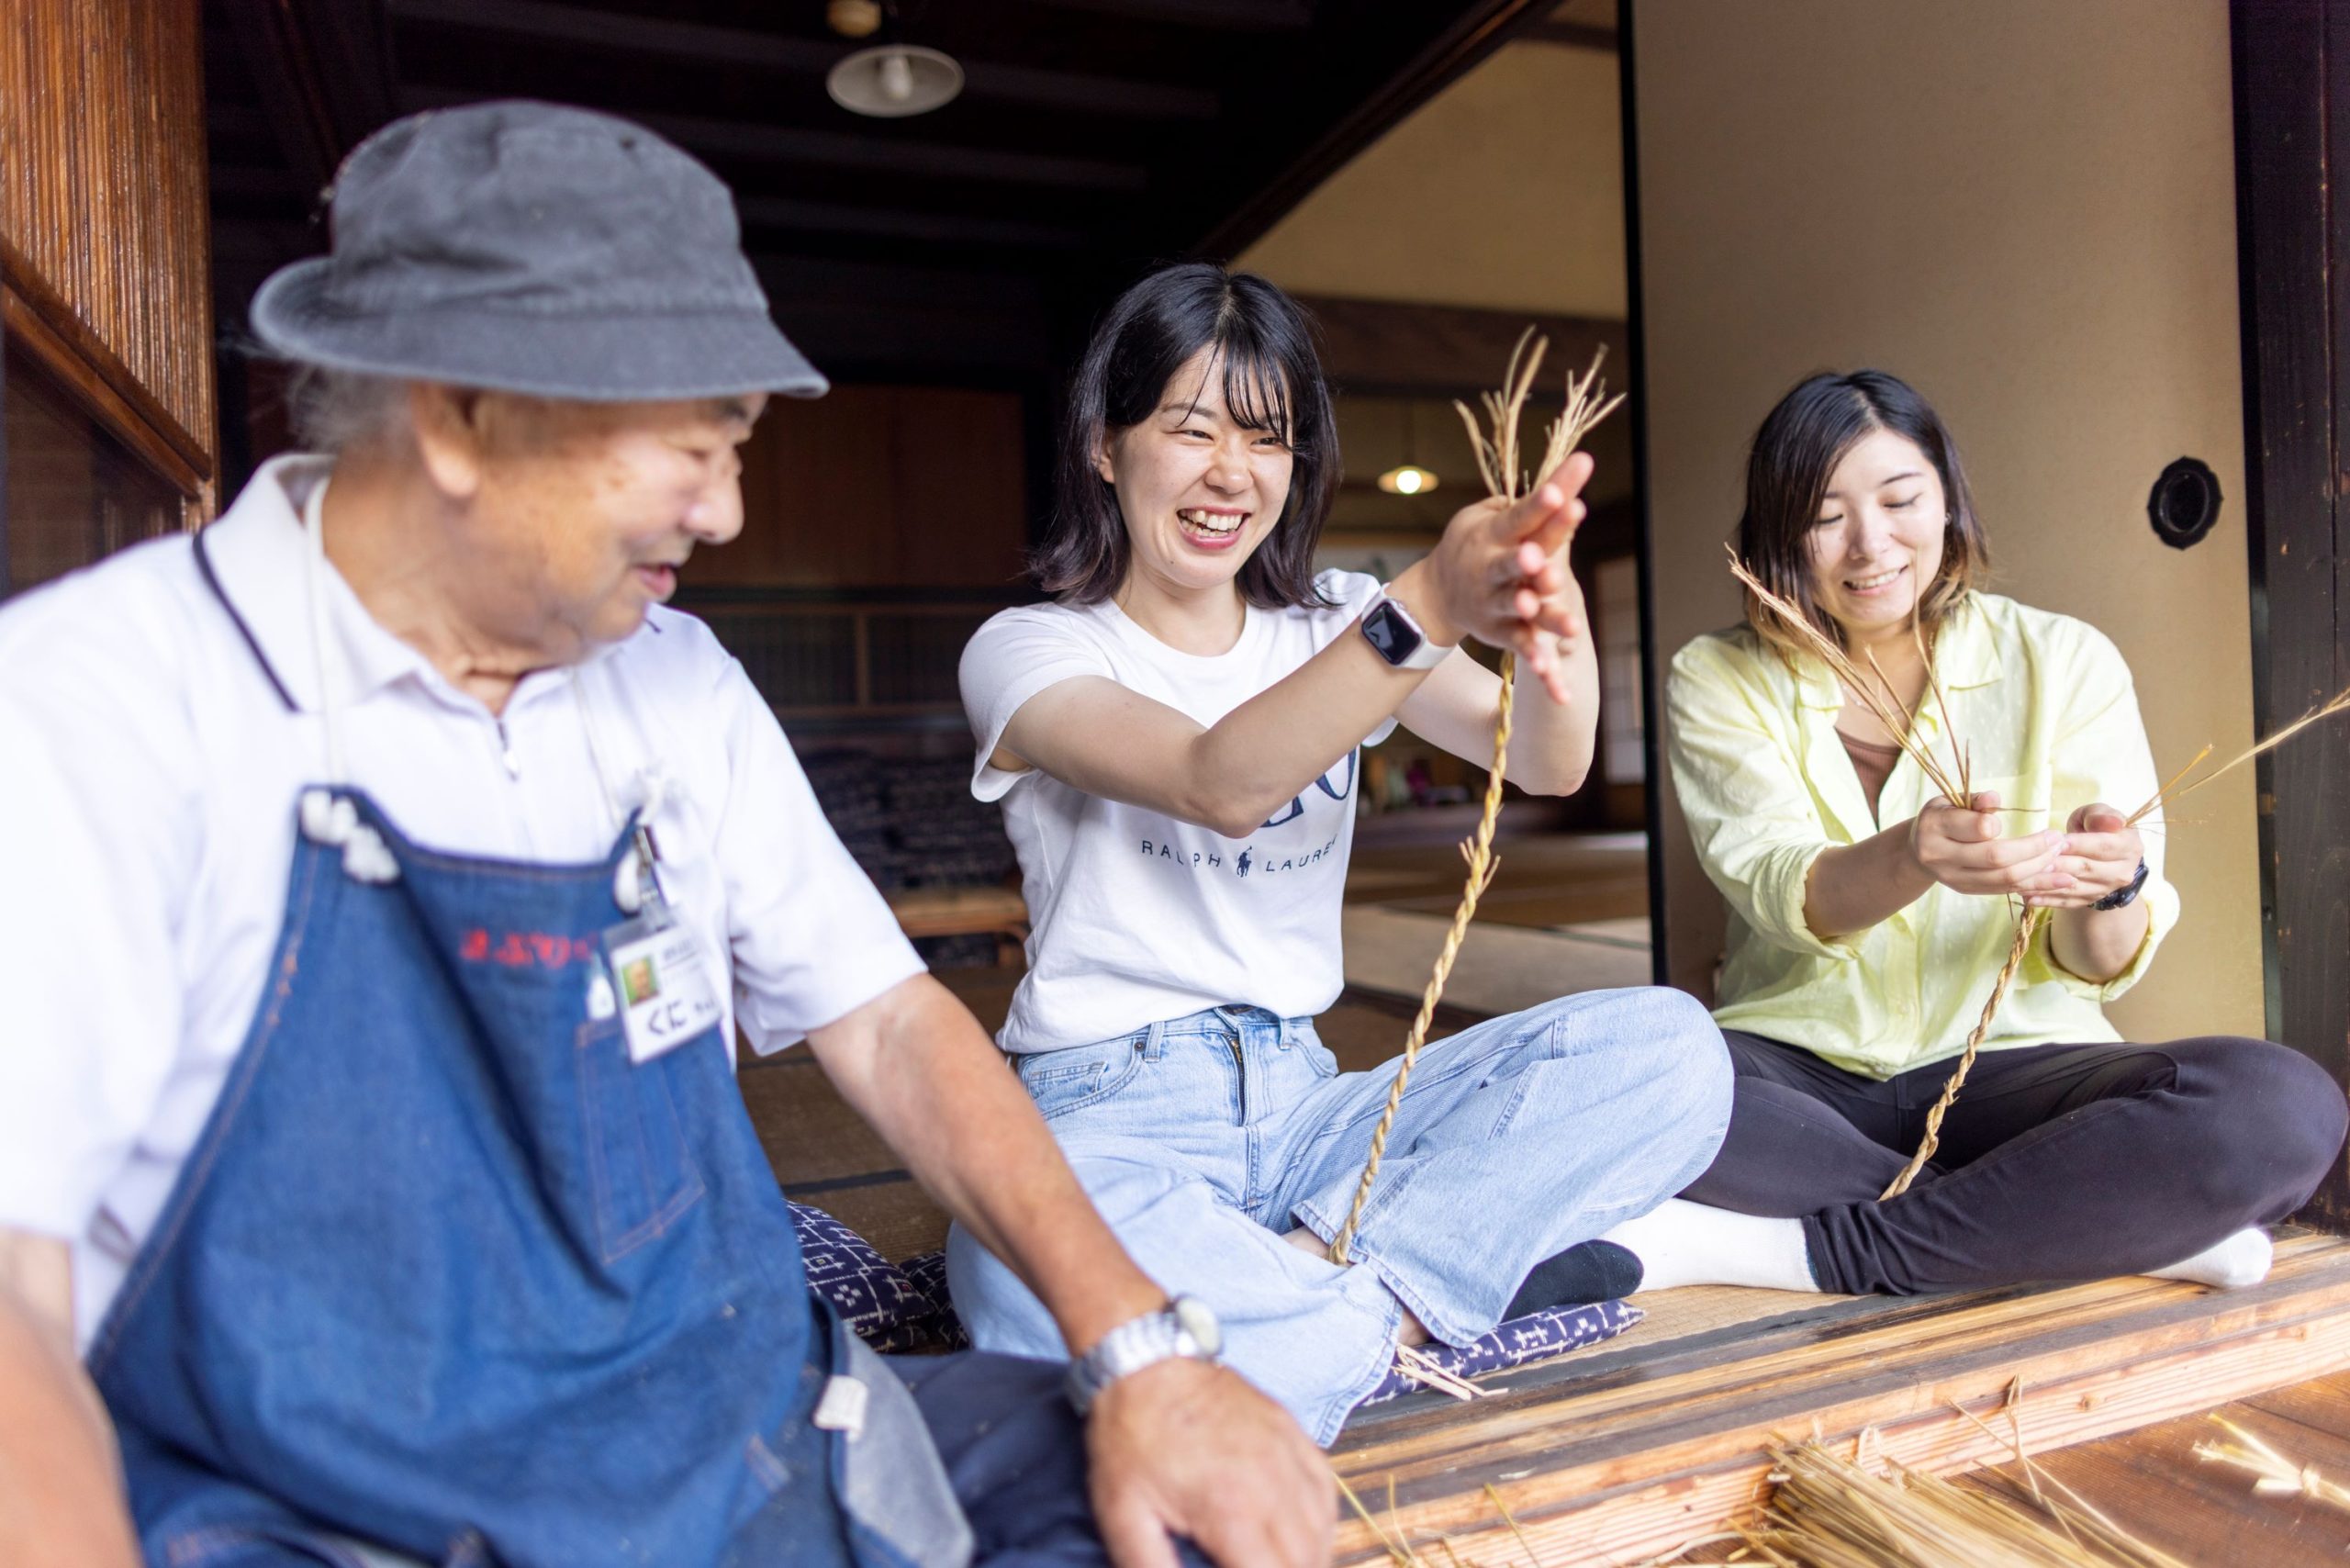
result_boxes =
[295,472,722,1066]
[572,669,725,1064]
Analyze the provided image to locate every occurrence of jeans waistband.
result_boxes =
[1133,1005,1315,1058]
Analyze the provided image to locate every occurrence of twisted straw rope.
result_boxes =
[1327,330,1618,1267]
[1327,656,1513,1265]
[1879,905,2042,1198]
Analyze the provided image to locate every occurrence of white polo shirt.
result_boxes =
[0,455,923,1348]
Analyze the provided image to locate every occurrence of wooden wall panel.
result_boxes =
[0,0,216,499]
[702,386,1028,592]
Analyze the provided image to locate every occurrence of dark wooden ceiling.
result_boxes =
[204,0,1563,386]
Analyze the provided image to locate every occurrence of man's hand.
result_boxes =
[2023,803,2144,911]
[810,980,1330,1563]
[1087,1358,1333,1568]
[1908,791,2074,898]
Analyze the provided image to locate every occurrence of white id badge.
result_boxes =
[604,915,723,1064]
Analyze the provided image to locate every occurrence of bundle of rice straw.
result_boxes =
[2193,1416,2350,1515]
[1735,1439,2191,1568]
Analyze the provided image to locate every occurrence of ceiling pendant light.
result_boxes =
[1376,404,1440,495]
[827,43,964,118]
[825,0,883,38]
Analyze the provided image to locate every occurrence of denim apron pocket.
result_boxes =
[574,1012,708,1261]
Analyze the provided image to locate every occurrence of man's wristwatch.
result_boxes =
[1065,1295,1224,1416]
[2091,858,2151,911]
[1360,586,1453,671]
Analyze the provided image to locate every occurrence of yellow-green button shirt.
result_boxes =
[1665,592,2178,1080]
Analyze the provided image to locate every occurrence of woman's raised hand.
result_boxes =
[1908,791,2076,898]
[1412,452,1594,703]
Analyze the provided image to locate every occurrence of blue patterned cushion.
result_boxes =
[789,1203,957,1353]
[1360,1298,1641,1405]
[900,1249,969,1350]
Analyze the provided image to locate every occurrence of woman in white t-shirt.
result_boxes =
[947,263,1730,1444]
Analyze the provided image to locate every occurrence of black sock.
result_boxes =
[1505,1239,1643,1318]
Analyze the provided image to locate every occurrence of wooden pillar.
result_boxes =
[0,0,216,592]
[2232,0,2350,1227]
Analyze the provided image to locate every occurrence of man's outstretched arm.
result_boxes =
[0,1229,139,1568]
[807,974,1337,1568]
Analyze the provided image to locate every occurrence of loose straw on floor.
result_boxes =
[1328,331,1621,1267]
[2194,1415,2350,1515]
[1740,1437,2193,1568]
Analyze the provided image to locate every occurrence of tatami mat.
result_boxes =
[1343,905,1652,1014]
[1625,1280,1863,1342]
[802,1177,953,1264]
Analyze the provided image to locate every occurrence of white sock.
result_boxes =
[2147,1227,2273,1290]
[1601,1198,1818,1294]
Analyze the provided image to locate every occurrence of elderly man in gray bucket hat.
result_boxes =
[0,101,1330,1568]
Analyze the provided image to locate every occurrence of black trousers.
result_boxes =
[1682,1031,2348,1295]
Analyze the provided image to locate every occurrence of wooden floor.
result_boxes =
[747,844,2350,1562]
[1979,1367,2350,1564]
[1330,1232,2350,1565]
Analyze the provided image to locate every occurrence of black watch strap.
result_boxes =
[2092,858,2150,911]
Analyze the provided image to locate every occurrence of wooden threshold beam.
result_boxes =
[1330,1233,2350,1564]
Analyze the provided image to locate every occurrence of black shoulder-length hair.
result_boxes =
[1033,263,1339,608]
[1735,369,1990,655]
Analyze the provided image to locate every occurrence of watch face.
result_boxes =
[1361,600,1423,666]
[1171,1294,1223,1359]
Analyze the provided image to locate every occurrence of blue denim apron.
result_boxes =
[84,511,970,1568]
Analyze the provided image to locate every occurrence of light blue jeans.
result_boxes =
[946,987,1731,1444]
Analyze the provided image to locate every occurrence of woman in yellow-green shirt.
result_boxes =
[1602,371,2344,1300]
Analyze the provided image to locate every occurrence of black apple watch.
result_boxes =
[2092,858,2150,911]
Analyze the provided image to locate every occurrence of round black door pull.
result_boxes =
[2148,457,2222,550]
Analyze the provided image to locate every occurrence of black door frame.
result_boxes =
[2232,0,2350,1227]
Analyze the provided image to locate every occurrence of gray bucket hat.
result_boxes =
[251,100,826,401]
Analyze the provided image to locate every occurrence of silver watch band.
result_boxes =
[1065,1296,1222,1414]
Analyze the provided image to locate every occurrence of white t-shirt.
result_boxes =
[0,455,924,1348]
[960,570,1394,1054]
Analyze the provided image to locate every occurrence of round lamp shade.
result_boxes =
[1377,465,1439,496]
[827,45,964,118]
